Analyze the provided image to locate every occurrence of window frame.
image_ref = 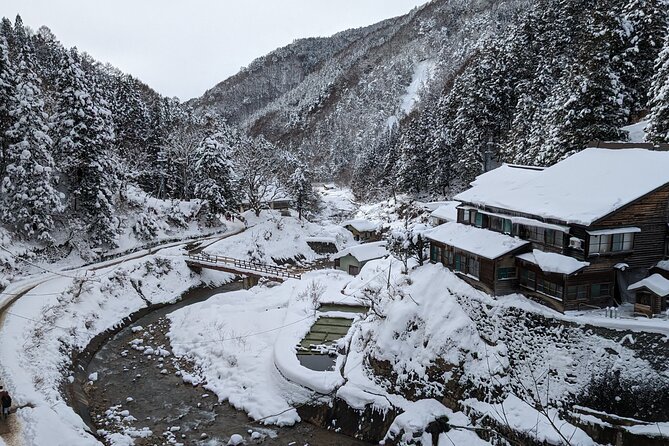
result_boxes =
[588,232,635,255]
[497,266,517,280]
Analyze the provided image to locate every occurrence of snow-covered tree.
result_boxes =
[53,48,119,246]
[386,203,429,273]
[193,134,238,225]
[232,135,282,217]
[1,21,62,241]
[646,33,669,143]
[0,33,14,174]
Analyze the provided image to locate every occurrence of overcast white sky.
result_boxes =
[2,1,430,100]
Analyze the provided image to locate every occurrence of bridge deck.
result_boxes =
[186,253,303,281]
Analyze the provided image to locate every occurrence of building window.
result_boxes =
[444,249,453,267]
[489,216,502,232]
[611,233,634,251]
[567,285,588,300]
[497,267,517,280]
[519,225,545,243]
[430,245,441,263]
[462,209,470,223]
[468,255,480,278]
[454,253,466,273]
[537,279,563,299]
[591,283,612,299]
[503,219,513,235]
[474,212,484,228]
[519,268,536,289]
[545,229,562,247]
[589,233,634,255]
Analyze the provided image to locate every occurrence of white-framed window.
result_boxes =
[589,233,634,254]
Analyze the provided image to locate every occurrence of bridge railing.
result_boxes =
[187,252,302,280]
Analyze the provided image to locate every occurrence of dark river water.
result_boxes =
[85,283,369,445]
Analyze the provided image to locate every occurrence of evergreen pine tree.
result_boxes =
[646,33,669,142]
[53,48,119,246]
[193,134,238,225]
[0,33,14,173]
[1,21,62,241]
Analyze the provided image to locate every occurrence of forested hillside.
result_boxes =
[382,0,669,198]
[0,16,308,260]
[192,0,531,182]
[194,0,669,201]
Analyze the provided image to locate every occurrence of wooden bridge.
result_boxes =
[186,252,304,282]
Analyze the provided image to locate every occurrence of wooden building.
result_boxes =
[627,273,669,316]
[341,219,382,243]
[427,148,669,313]
[333,241,387,276]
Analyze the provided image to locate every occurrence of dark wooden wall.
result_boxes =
[588,183,669,269]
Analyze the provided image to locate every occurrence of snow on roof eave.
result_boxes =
[656,260,669,272]
[333,241,387,262]
[341,219,379,232]
[586,227,641,236]
[516,250,590,276]
[628,274,669,297]
[425,222,529,260]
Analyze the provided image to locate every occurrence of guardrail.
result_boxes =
[187,252,302,280]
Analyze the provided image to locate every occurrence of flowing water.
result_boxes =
[85,283,369,445]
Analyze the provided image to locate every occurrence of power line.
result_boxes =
[169,314,316,346]
[5,311,71,331]
[0,245,85,280]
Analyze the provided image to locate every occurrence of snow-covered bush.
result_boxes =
[132,212,162,240]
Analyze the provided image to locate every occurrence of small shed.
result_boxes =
[628,273,669,316]
[333,241,388,276]
[341,219,381,242]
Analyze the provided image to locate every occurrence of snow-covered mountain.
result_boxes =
[191,0,530,181]
[193,0,669,200]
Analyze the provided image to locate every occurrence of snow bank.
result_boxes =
[0,245,231,446]
[204,210,352,264]
[167,269,357,425]
[466,395,596,445]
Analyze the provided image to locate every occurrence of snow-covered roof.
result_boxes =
[341,219,380,232]
[430,201,459,222]
[455,148,669,226]
[655,260,669,272]
[333,241,388,262]
[628,274,669,297]
[517,250,590,275]
[465,163,544,192]
[425,222,529,260]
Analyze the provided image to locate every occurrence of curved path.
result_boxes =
[0,226,243,446]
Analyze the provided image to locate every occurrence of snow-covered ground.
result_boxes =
[0,229,237,446]
[203,209,354,265]
[1,192,666,446]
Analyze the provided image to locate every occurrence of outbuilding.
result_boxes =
[333,241,388,276]
[341,219,382,242]
[628,273,669,316]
